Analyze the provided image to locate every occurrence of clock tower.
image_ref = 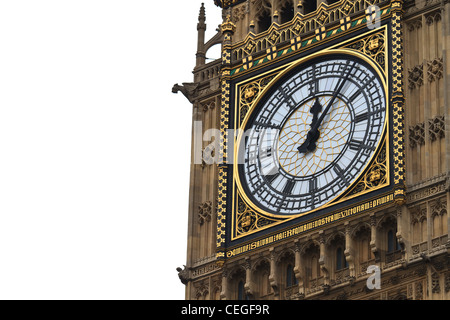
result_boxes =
[174,0,450,300]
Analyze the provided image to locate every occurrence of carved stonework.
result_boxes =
[231,3,248,23]
[194,280,209,300]
[430,197,447,218]
[445,272,450,293]
[428,115,445,141]
[177,265,189,285]
[409,122,425,148]
[415,281,423,300]
[407,18,422,32]
[427,57,443,83]
[172,82,199,103]
[425,10,442,26]
[201,100,216,112]
[410,206,427,223]
[198,201,213,225]
[432,272,440,293]
[408,64,423,90]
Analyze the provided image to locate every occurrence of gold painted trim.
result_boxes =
[231,47,390,240]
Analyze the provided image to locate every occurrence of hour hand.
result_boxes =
[298,98,322,154]
[298,129,320,154]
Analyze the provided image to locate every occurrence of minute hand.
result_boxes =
[298,62,355,154]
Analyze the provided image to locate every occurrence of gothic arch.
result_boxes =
[351,222,372,238]
[253,0,273,33]
[325,231,346,246]
[276,248,295,264]
[376,212,397,229]
[251,256,271,272]
[300,239,321,255]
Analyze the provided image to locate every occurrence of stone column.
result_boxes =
[294,239,304,296]
[269,247,279,295]
[220,268,229,300]
[344,222,355,278]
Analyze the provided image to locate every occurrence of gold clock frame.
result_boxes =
[232,45,390,238]
[216,1,406,263]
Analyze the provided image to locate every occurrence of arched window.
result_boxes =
[286,264,298,287]
[336,247,348,270]
[387,229,401,252]
[238,280,245,300]
[310,254,320,279]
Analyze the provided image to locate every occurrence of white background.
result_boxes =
[0,0,222,300]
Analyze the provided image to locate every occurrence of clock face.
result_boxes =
[238,54,386,216]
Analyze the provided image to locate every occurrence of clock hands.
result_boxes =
[297,98,322,153]
[298,61,356,154]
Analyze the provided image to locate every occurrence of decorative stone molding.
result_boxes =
[198,201,213,225]
[408,64,423,90]
[428,115,445,141]
[425,10,442,26]
[201,100,216,112]
[406,18,422,31]
[432,272,440,293]
[409,122,425,148]
[427,57,443,83]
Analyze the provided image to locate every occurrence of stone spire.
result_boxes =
[196,3,207,67]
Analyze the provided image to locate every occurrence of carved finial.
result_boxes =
[273,10,279,23]
[249,20,255,33]
[198,3,206,30]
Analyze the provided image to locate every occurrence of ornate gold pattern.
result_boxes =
[238,74,276,126]
[348,141,388,196]
[390,0,406,205]
[343,30,386,69]
[235,192,280,236]
[217,17,235,260]
[231,42,392,240]
[230,0,390,64]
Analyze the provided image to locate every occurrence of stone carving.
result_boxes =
[177,265,189,285]
[409,122,425,148]
[428,115,445,141]
[408,64,423,90]
[198,201,213,225]
[427,57,443,83]
[172,82,199,103]
[432,272,440,293]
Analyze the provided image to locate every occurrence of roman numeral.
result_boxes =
[254,121,281,130]
[309,67,319,96]
[278,87,296,110]
[355,112,369,123]
[309,79,319,96]
[309,178,318,193]
[349,139,375,151]
[266,172,280,184]
[282,180,296,195]
[333,164,349,186]
[348,89,362,103]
